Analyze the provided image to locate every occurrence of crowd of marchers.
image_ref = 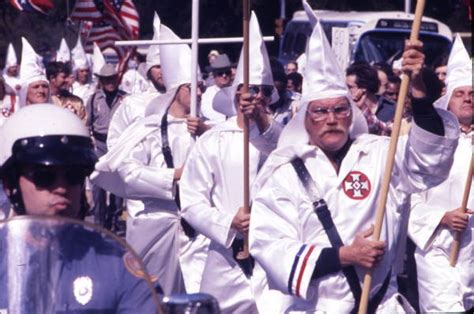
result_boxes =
[0,7,472,314]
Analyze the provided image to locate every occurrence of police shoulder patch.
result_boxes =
[122,252,158,282]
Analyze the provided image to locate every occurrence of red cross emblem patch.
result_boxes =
[342,171,371,200]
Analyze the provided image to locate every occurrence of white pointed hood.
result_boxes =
[145,12,161,73]
[56,38,71,63]
[302,0,318,27]
[5,43,18,68]
[71,36,89,71]
[145,24,200,116]
[212,11,278,117]
[19,37,47,86]
[277,10,367,148]
[434,34,472,110]
[91,42,106,76]
[19,37,49,106]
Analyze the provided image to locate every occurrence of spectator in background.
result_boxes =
[86,63,127,231]
[346,62,395,135]
[47,61,86,121]
[201,54,233,125]
[287,71,303,95]
[285,60,298,74]
[373,62,394,95]
[432,54,449,83]
[205,49,220,86]
[268,61,295,125]
[383,75,401,103]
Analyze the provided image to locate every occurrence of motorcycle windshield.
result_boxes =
[0,215,161,313]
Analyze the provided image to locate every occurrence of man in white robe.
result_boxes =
[179,12,283,313]
[408,35,473,312]
[71,37,96,105]
[248,16,460,313]
[91,24,208,296]
[2,43,21,96]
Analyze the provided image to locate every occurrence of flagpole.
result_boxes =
[190,0,199,118]
[449,155,473,266]
[240,0,251,259]
[358,1,426,313]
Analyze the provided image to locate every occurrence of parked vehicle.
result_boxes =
[279,10,453,69]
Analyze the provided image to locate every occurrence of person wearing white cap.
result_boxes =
[18,37,50,107]
[2,43,21,95]
[248,6,460,312]
[90,23,208,296]
[408,34,473,313]
[71,36,96,105]
[179,12,283,313]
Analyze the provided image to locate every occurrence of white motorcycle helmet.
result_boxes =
[0,104,97,214]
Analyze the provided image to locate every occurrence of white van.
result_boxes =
[279,10,453,69]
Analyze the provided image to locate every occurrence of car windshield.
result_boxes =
[354,30,451,66]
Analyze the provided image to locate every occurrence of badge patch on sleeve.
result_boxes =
[342,171,371,200]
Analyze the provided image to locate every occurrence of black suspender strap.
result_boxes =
[160,107,175,169]
[291,157,390,314]
[160,109,195,238]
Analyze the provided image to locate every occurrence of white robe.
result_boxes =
[120,69,149,94]
[71,81,96,105]
[180,117,282,313]
[91,109,193,295]
[408,131,473,312]
[200,85,226,125]
[249,110,460,313]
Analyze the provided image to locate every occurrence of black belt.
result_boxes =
[92,131,108,143]
[291,157,390,313]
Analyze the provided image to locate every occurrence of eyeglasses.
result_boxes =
[21,166,87,189]
[214,70,232,77]
[306,105,351,122]
[185,83,207,93]
[248,85,274,98]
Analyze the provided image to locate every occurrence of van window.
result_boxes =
[353,31,451,66]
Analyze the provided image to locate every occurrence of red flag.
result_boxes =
[9,0,54,15]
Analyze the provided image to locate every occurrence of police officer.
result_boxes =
[0,104,159,312]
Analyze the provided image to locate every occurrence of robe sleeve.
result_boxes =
[180,136,236,248]
[408,191,447,250]
[393,109,459,194]
[249,120,283,156]
[250,164,322,300]
[117,134,175,200]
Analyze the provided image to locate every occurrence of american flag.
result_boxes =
[71,0,140,59]
[9,0,54,15]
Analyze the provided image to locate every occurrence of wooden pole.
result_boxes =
[358,1,426,313]
[241,0,251,258]
[449,155,473,266]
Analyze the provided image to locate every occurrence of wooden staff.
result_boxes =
[240,0,251,259]
[358,1,426,313]
[449,155,473,266]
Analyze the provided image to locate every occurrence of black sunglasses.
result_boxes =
[21,166,88,189]
[214,70,232,77]
[248,85,274,98]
